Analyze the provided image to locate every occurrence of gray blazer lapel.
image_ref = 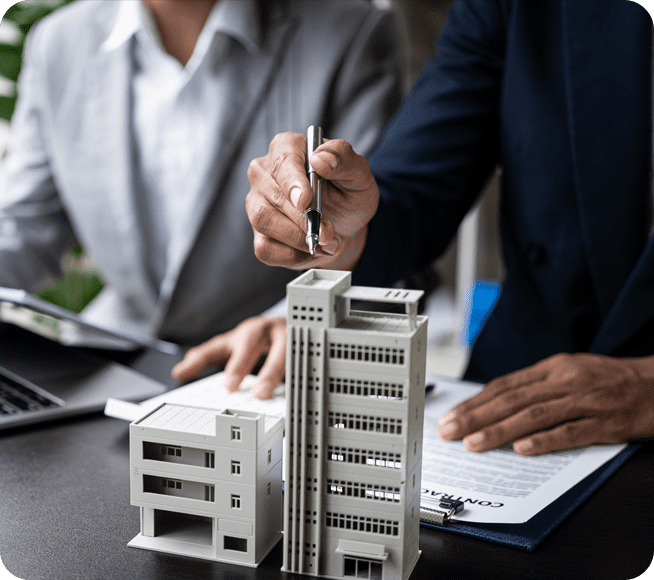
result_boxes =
[153,12,296,326]
[60,39,159,318]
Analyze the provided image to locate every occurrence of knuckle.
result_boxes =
[269,153,284,180]
[559,421,579,442]
[331,138,352,153]
[269,131,294,150]
[498,389,525,407]
[526,404,548,422]
[247,156,262,182]
[268,182,287,209]
[249,200,272,232]
[252,234,271,263]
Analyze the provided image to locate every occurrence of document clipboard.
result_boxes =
[420,442,640,551]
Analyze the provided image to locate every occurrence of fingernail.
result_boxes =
[438,410,457,425]
[290,187,302,208]
[437,421,458,439]
[514,439,533,454]
[224,378,240,393]
[314,152,337,170]
[463,432,485,449]
[320,238,339,256]
[252,382,274,399]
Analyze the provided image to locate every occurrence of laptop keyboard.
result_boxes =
[0,376,62,415]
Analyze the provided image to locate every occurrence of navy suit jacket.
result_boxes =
[357,0,652,382]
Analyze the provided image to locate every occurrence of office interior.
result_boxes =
[0,2,652,580]
[0,0,502,378]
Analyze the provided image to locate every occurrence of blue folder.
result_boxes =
[421,444,640,551]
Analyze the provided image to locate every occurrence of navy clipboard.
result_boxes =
[420,444,640,551]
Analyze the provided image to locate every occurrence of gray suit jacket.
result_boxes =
[0,0,403,344]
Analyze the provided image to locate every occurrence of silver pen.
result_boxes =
[305,125,323,255]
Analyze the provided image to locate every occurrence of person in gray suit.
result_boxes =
[0,1,403,345]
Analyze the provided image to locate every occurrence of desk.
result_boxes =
[0,345,652,580]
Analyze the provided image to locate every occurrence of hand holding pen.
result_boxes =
[246,131,380,271]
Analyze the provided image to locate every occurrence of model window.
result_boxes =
[231,426,241,441]
[161,445,182,457]
[344,557,382,579]
[224,536,247,552]
[231,460,241,475]
[231,494,241,509]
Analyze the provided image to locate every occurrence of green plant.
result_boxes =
[1,0,103,312]
[0,0,77,122]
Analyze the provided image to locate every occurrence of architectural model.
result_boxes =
[128,404,283,567]
[284,269,427,580]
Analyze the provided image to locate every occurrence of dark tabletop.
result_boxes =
[0,340,652,580]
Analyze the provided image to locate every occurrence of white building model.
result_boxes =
[284,269,427,580]
[128,404,283,567]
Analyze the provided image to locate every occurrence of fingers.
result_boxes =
[513,418,606,455]
[310,139,371,190]
[222,324,269,393]
[247,158,309,253]
[442,363,550,421]
[252,230,342,270]
[266,132,314,212]
[437,377,567,440]
[247,158,339,264]
[458,395,582,452]
[171,335,233,382]
[250,322,287,400]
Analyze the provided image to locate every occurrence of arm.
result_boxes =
[356,0,507,286]
[0,24,75,291]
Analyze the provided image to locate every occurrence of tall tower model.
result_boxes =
[284,269,427,580]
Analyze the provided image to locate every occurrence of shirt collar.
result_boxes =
[100,0,142,53]
[210,0,261,55]
[100,0,261,55]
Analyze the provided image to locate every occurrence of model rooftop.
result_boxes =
[135,404,263,436]
[287,269,425,331]
[338,311,425,334]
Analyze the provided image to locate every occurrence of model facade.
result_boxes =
[128,403,283,567]
[284,269,427,580]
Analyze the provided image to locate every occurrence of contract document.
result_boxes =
[420,379,626,524]
[106,374,627,526]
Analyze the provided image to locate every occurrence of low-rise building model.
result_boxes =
[128,404,283,567]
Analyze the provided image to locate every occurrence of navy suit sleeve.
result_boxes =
[355,0,508,287]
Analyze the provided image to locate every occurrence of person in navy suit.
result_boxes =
[175,0,654,455]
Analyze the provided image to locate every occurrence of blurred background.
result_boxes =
[0,0,505,374]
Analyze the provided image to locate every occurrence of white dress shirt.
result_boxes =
[105,0,261,290]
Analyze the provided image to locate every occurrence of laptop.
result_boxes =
[0,322,169,431]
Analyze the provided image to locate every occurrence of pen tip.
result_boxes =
[307,235,318,255]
